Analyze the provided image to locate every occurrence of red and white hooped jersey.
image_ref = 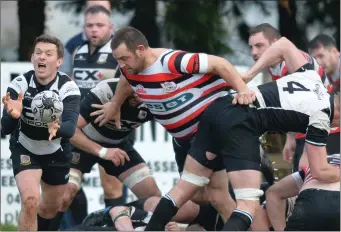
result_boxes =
[121,49,232,139]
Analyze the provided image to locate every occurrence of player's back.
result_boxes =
[253,68,331,134]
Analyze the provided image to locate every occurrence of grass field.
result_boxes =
[0,224,17,231]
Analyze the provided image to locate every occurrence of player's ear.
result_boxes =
[56,57,63,69]
[109,23,114,34]
[136,45,145,57]
[31,53,34,63]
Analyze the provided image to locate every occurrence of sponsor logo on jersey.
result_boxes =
[74,55,86,61]
[72,152,80,164]
[136,84,147,94]
[145,91,196,113]
[20,155,31,166]
[97,54,108,64]
[161,81,178,93]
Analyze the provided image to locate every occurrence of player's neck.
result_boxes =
[143,48,162,70]
[35,72,57,86]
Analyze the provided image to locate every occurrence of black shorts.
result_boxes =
[10,141,72,185]
[173,134,225,173]
[189,95,261,172]
[285,189,340,231]
[70,140,145,177]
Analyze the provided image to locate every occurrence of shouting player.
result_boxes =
[1,35,81,231]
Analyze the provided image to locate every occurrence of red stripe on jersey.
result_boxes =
[271,75,281,81]
[137,74,217,100]
[125,72,183,82]
[296,127,339,139]
[295,133,306,139]
[331,127,340,134]
[186,55,196,73]
[281,65,288,76]
[164,101,212,130]
[168,51,183,74]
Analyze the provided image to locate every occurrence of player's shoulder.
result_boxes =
[65,32,86,54]
[90,79,118,103]
[98,38,112,54]
[8,70,33,93]
[57,71,80,97]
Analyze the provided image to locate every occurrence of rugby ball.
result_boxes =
[31,90,63,123]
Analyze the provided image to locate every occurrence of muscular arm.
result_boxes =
[207,55,249,92]
[110,75,133,107]
[305,143,340,182]
[247,37,308,80]
[70,115,102,157]
[266,174,300,230]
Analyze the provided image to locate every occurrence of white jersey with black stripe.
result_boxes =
[8,70,80,155]
[252,69,332,146]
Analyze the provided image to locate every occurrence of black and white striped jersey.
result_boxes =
[252,68,333,147]
[1,70,81,155]
[72,37,120,98]
[80,79,153,146]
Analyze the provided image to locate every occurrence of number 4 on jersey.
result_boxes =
[283,81,310,94]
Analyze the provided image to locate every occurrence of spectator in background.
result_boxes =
[308,34,340,93]
[59,0,112,76]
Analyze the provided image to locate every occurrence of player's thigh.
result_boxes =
[172,135,194,174]
[10,143,42,203]
[99,165,123,193]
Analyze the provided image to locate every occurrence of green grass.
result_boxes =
[0,224,17,231]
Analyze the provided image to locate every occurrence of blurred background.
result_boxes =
[1,0,340,229]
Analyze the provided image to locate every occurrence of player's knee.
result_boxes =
[61,183,80,210]
[234,188,263,215]
[123,166,154,190]
[68,170,82,192]
[22,195,39,214]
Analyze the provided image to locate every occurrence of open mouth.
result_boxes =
[38,63,46,70]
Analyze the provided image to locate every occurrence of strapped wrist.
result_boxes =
[98,147,108,159]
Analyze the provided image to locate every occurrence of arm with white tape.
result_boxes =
[70,115,130,166]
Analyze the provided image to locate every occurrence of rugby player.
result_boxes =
[309,34,340,93]
[90,26,256,222]
[50,79,161,230]
[246,23,338,173]
[266,153,340,231]
[49,6,129,229]
[143,35,340,230]
[1,35,81,231]
[59,0,112,76]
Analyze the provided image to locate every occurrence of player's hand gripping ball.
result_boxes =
[31,90,63,123]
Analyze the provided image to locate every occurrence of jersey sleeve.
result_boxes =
[305,109,330,146]
[79,92,102,123]
[160,50,208,74]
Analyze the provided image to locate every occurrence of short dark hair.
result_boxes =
[111,27,149,52]
[34,35,64,58]
[249,23,281,41]
[308,34,337,50]
[85,4,111,17]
